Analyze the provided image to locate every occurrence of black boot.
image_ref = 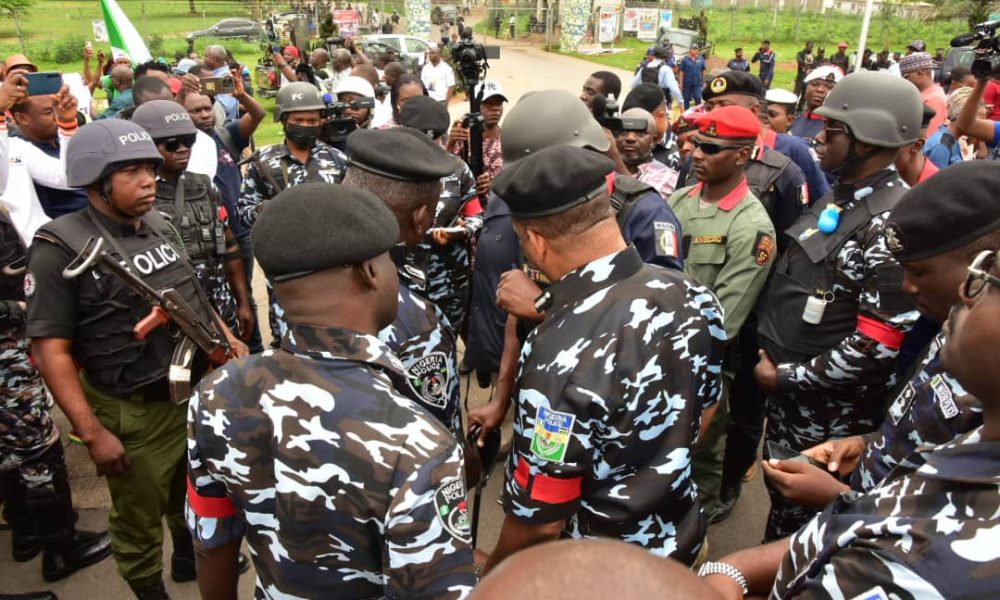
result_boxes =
[709,482,742,524]
[23,443,112,582]
[135,579,171,600]
[0,593,59,600]
[0,468,41,562]
[170,528,196,583]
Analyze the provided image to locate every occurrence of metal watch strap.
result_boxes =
[697,561,749,595]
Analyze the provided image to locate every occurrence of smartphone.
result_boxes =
[199,76,235,95]
[766,440,820,467]
[25,72,63,96]
[85,41,92,51]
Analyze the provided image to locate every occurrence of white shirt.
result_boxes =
[371,95,394,129]
[189,130,218,180]
[421,60,456,102]
[0,130,70,245]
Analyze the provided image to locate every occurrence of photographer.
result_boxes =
[334,76,375,129]
[203,45,239,124]
[447,80,505,179]
[271,45,304,86]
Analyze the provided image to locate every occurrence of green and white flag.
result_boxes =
[99,0,152,64]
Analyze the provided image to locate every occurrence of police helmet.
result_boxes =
[66,120,163,188]
[131,99,197,139]
[814,71,922,148]
[500,89,610,165]
[273,81,327,122]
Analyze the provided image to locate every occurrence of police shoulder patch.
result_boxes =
[884,222,906,255]
[23,272,35,297]
[753,231,776,266]
[434,478,471,543]
[406,352,449,409]
[654,221,678,258]
[530,405,575,463]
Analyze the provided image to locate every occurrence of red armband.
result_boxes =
[856,315,906,350]
[514,456,583,504]
[187,478,237,518]
[461,197,482,217]
[218,206,228,222]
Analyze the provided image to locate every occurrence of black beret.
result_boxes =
[252,182,399,281]
[493,146,615,219]
[702,70,764,101]
[623,83,665,113]
[399,95,451,139]
[347,127,456,182]
[885,161,1000,262]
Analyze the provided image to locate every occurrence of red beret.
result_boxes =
[694,105,760,142]
[283,45,300,58]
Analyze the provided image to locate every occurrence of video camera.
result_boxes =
[452,27,500,88]
[951,19,1000,78]
[321,93,375,145]
[591,93,623,133]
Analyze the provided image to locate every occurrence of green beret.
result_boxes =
[252,182,399,281]
[347,127,457,182]
[493,146,615,219]
[885,161,1000,262]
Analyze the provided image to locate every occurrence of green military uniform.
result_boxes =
[669,177,776,511]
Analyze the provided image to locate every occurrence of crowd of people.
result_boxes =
[0,18,999,600]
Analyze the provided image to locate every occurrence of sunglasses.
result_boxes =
[693,140,747,155]
[156,135,197,152]
[963,250,1000,299]
[823,122,850,137]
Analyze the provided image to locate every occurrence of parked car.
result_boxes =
[362,34,433,67]
[941,46,975,82]
[187,18,262,41]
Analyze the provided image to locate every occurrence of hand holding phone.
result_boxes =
[25,72,64,97]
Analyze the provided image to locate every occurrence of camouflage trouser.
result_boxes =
[193,261,237,335]
[0,331,60,491]
[265,278,287,349]
[763,391,882,540]
[691,376,731,513]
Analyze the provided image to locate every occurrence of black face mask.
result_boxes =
[285,123,320,149]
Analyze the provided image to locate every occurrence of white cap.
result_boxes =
[764,88,798,105]
[174,58,198,75]
[335,75,375,99]
[474,80,507,102]
[804,64,844,85]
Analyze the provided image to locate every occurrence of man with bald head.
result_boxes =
[329,48,353,91]
[97,65,134,119]
[373,61,405,128]
[615,107,679,198]
[201,44,239,123]
[310,47,331,81]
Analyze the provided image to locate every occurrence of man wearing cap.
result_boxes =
[623,83,680,169]
[762,161,996,516]
[831,42,849,72]
[615,107,679,198]
[238,81,348,346]
[727,48,750,72]
[343,127,468,437]
[632,45,682,108]
[753,71,923,540]
[186,182,476,600]
[668,106,776,518]
[400,96,483,335]
[132,99,254,348]
[271,45,305,86]
[895,104,939,185]
[25,119,247,598]
[900,52,947,133]
[448,80,506,180]
[334,75,376,130]
[923,86,976,168]
[751,40,776,90]
[763,88,798,134]
[679,45,707,109]
[481,146,726,573]
[789,65,843,145]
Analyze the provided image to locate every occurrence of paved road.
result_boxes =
[0,31,772,599]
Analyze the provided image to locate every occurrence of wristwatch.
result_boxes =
[698,561,749,595]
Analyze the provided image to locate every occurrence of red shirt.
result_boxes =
[918,156,939,183]
[985,80,1000,121]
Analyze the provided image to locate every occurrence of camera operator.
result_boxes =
[447,80,505,179]
[334,76,376,129]
[956,76,1000,156]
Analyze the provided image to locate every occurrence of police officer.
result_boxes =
[754,71,923,540]
[762,162,998,512]
[700,241,1000,598]
[24,120,247,599]
[131,100,254,343]
[0,204,112,586]
[668,106,776,516]
[237,81,348,345]
[399,95,483,333]
[186,183,476,599]
[465,89,684,437]
[480,146,726,573]
[343,127,466,438]
[789,64,843,146]
[630,45,682,108]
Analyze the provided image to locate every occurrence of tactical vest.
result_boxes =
[0,209,26,304]
[746,148,791,217]
[154,173,227,264]
[34,208,214,397]
[757,179,906,363]
[641,64,660,85]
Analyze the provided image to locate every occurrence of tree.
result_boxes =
[927,0,999,30]
[0,0,34,55]
[190,0,197,15]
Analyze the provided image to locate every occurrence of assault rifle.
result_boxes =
[62,236,232,403]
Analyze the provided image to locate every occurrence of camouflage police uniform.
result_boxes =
[503,246,726,565]
[237,141,348,344]
[852,332,982,492]
[155,173,239,334]
[772,427,1000,599]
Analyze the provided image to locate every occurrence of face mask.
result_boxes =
[285,123,320,148]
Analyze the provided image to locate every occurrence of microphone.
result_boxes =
[951,32,979,47]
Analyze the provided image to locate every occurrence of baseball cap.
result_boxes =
[173,58,197,76]
[474,80,507,102]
